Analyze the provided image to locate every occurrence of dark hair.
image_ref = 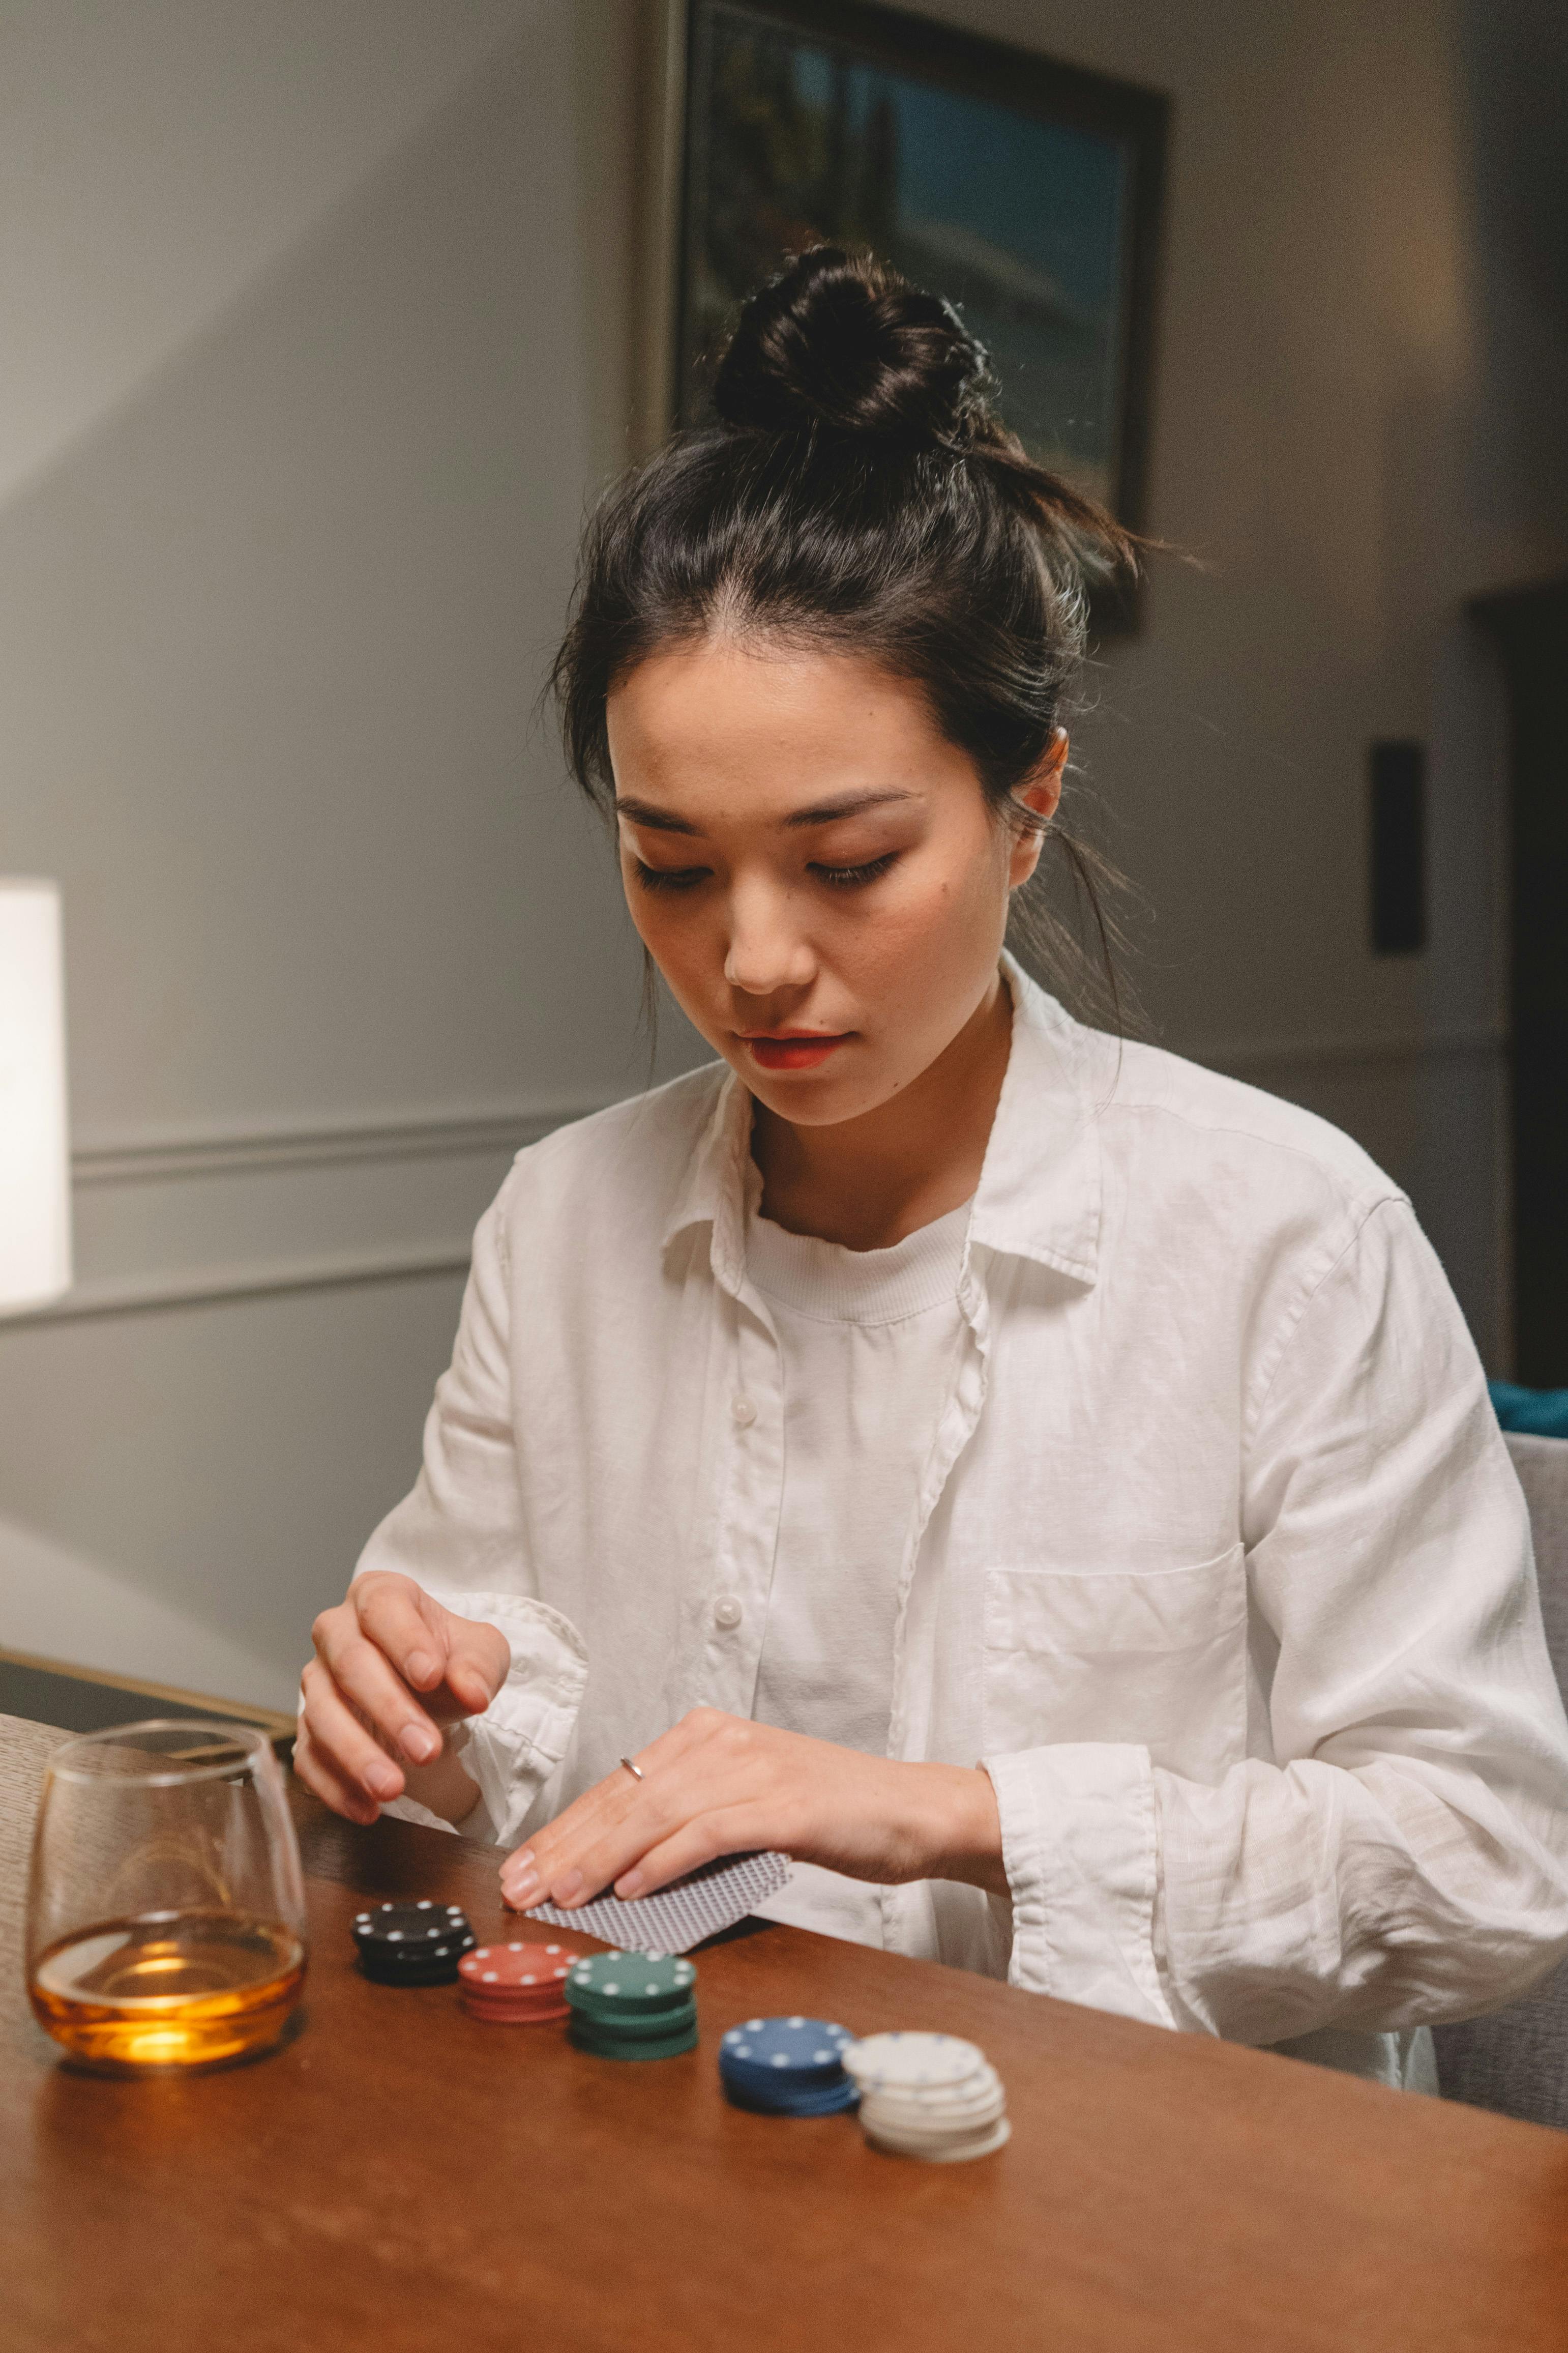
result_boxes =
[550,246,1141,1027]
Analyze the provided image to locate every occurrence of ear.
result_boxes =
[1006,729,1069,891]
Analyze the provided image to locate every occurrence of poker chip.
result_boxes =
[841,2030,985,2090]
[842,2032,1010,2163]
[570,1999,699,2040]
[565,1952,696,2013]
[351,1901,476,1986]
[864,2113,1013,2163]
[459,1942,573,2025]
[718,2016,859,2117]
[564,1950,698,2060]
[568,2015,699,2061]
[723,2077,860,2116]
[459,1941,573,1987]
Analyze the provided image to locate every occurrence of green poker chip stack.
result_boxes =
[564,1950,698,2060]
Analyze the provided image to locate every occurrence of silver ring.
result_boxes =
[619,1755,644,1783]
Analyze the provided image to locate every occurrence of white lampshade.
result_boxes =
[0,879,72,1312]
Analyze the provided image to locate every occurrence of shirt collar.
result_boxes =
[661,1063,757,1295]
[661,952,1102,1293]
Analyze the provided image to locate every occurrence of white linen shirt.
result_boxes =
[354,960,1568,2082]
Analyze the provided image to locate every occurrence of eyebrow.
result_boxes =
[613,789,917,836]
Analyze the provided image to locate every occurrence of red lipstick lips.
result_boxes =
[740,1030,852,1072]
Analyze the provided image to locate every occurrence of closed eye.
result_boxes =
[809,853,899,890]
[633,861,710,893]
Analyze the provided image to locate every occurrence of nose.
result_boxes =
[723,872,816,999]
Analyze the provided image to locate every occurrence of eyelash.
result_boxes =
[812,852,899,890]
[632,854,900,895]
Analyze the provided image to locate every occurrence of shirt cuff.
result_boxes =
[435,1590,588,1849]
[982,1741,1176,2030]
[379,1787,476,1839]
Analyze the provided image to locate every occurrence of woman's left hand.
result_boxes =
[497,1708,1007,1912]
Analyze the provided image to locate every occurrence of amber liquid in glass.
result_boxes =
[29,1908,306,2071]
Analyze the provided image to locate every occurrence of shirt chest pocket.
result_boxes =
[982,1545,1248,1785]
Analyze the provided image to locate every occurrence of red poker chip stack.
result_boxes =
[458,1941,575,2024]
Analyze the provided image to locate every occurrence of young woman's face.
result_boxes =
[605,638,1063,1126]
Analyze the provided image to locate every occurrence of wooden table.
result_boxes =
[5,1711,1568,2351]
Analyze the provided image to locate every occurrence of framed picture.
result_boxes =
[639,0,1168,614]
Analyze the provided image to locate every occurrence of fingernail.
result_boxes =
[366,1760,400,1799]
[506,1872,538,1907]
[406,1650,435,1683]
[555,1870,583,1905]
[617,1869,644,1897]
[401,1724,439,1764]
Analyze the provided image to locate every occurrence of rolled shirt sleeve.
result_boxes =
[348,1185,588,1849]
[985,1199,1568,2041]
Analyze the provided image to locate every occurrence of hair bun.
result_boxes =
[712,247,990,448]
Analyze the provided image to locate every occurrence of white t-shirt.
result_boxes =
[747,1196,970,1753]
[745,1199,970,1947]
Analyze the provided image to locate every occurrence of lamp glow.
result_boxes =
[0,879,71,1312]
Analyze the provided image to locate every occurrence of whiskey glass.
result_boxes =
[25,1719,308,2073]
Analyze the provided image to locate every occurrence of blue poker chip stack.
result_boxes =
[718,2015,860,2116]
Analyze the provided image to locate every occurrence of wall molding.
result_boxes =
[12,1099,612,1331]
[17,1240,476,1327]
[70,1100,601,1189]
[13,1035,1504,1330]
[65,1028,1506,1192]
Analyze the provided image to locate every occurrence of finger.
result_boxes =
[614,1803,775,1899]
[499,1770,643,1906]
[353,1575,452,1694]
[542,1790,703,1908]
[499,1718,751,1907]
[291,1717,381,1827]
[517,1765,723,1910]
[298,1744,378,1828]
[319,1629,442,1766]
[548,1724,783,1903]
[301,1664,406,1807]
[442,1614,510,1716]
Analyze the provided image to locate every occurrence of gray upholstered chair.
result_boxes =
[1432,1432,1568,2128]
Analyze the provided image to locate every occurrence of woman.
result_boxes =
[298,249,1568,2083]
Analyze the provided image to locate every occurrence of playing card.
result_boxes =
[523,1850,791,1955]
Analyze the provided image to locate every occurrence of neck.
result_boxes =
[752,973,1013,1251]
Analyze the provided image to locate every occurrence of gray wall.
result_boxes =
[0,0,702,1708]
[1,0,1564,1709]
[938,0,1568,1371]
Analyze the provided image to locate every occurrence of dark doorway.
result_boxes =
[1477,577,1568,1383]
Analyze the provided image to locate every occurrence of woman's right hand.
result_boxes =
[295,1571,510,1826]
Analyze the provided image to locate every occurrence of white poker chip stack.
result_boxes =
[842,2031,1010,2163]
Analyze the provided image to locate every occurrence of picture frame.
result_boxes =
[636,0,1169,629]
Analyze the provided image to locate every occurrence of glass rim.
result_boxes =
[45,1717,277,1789]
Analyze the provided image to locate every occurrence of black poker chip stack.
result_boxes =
[351,1900,476,1985]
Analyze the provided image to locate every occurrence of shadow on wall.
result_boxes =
[0,1513,283,1710]
[0,4,704,1709]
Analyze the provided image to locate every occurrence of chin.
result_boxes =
[738,1063,896,1127]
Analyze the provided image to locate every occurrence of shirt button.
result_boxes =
[713,1595,743,1631]
[730,1396,757,1427]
